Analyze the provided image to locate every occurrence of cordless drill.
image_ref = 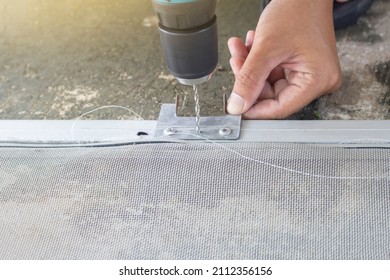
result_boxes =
[152,0,218,86]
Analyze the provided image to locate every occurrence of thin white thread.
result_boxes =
[71,105,144,141]
[165,132,390,180]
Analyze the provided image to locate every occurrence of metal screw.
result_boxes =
[164,128,176,136]
[219,128,232,137]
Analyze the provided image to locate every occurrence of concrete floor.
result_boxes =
[0,0,389,120]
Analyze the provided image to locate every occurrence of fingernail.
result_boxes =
[245,32,251,47]
[245,31,253,47]
[227,92,245,115]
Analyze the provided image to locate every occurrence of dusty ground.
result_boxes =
[319,0,390,120]
[0,0,389,120]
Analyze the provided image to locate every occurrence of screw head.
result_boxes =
[164,128,176,136]
[219,128,232,137]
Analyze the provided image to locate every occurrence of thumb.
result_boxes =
[227,43,280,115]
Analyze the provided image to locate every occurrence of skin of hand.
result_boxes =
[227,0,342,119]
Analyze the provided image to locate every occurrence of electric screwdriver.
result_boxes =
[152,0,218,86]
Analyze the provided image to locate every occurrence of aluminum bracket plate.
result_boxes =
[155,104,242,140]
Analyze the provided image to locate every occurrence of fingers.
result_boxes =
[244,73,317,119]
[227,31,255,75]
[267,66,285,85]
[228,37,248,75]
[226,0,342,120]
[227,29,285,115]
[257,81,274,101]
[245,30,255,50]
[228,42,282,115]
[227,37,249,60]
[229,57,245,76]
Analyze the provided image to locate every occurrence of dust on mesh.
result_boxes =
[0,142,389,260]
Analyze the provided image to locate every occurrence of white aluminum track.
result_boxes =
[0,120,389,147]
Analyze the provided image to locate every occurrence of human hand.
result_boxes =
[227,0,342,119]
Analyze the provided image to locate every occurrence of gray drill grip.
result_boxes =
[158,16,218,81]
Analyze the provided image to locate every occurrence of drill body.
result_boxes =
[152,0,218,86]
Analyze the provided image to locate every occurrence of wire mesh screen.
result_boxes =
[0,142,389,260]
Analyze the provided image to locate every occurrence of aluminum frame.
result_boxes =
[0,120,389,147]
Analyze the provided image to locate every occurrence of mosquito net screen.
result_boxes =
[0,142,389,260]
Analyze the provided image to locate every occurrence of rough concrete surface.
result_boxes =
[0,0,389,120]
[319,0,390,120]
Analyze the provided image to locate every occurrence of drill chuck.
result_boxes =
[152,0,218,86]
